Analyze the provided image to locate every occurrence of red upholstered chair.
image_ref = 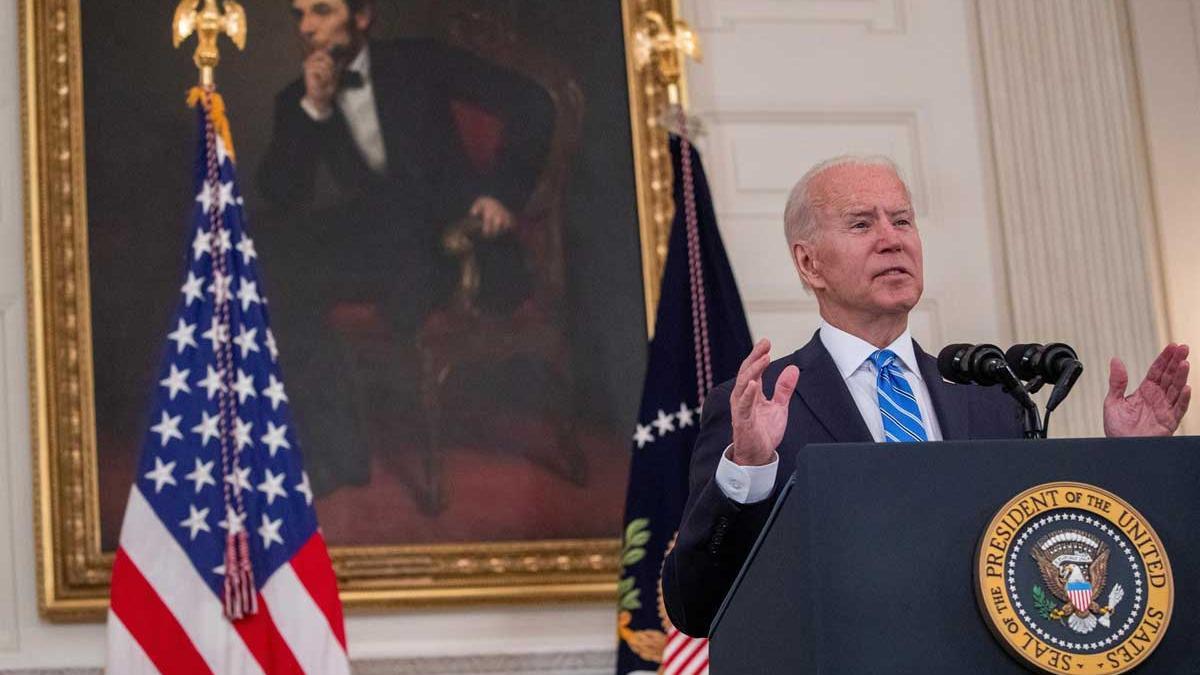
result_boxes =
[414,14,586,514]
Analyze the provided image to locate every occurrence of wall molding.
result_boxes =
[696,108,931,222]
[0,649,617,675]
[690,0,908,34]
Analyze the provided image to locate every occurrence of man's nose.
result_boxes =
[875,217,903,251]
[299,14,318,37]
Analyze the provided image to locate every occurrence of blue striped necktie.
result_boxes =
[870,349,928,442]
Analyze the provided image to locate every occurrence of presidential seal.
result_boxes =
[975,482,1173,674]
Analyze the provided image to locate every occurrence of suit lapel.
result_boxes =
[915,341,969,440]
[791,334,874,443]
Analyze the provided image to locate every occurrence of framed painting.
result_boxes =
[23,0,684,619]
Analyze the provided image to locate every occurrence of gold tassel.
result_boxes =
[187,86,238,165]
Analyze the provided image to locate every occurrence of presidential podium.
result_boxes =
[708,437,1200,673]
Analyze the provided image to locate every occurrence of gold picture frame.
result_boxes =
[22,0,686,620]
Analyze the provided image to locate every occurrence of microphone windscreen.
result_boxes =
[938,343,974,384]
[1005,343,1040,380]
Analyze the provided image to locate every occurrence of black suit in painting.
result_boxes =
[254,38,554,496]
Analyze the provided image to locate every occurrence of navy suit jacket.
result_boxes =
[661,332,1025,637]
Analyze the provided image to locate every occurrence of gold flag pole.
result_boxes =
[172,0,248,88]
[631,10,703,137]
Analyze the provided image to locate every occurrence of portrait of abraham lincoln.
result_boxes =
[85,0,645,551]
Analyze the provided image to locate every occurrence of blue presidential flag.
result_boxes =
[616,136,752,675]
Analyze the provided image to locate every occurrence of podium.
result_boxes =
[708,437,1200,673]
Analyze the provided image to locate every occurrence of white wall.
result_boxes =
[1128,0,1200,436]
[687,0,1011,359]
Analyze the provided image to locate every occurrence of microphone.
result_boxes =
[939,343,1042,438]
[1004,343,1080,382]
[938,343,1017,387]
[1005,342,1083,413]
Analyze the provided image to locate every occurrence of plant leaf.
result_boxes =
[620,588,642,611]
[622,548,647,566]
[629,531,651,547]
[625,518,650,543]
[618,576,636,594]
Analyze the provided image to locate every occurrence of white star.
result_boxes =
[191,410,221,448]
[261,375,288,411]
[149,412,183,447]
[184,457,216,494]
[202,318,229,351]
[196,365,226,400]
[159,364,191,400]
[213,228,233,255]
[264,329,279,362]
[233,324,259,358]
[651,409,676,436]
[196,182,216,214]
[235,236,257,265]
[208,271,232,304]
[632,423,654,449]
[143,456,177,493]
[233,369,257,404]
[257,469,288,506]
[167,319,198,354]
[191,228,212,260]
[212,563,226,576]
[224,466,252,495]
[218,505,246,534]
[179,504,211,540]
[295,471,313,506]
[676,402,695,428]
[216,136,231,167]
[180,271,205,306]
[233,417,254,452]
[218,181,237,214]
[261,421,291,457]
[236,278,261,312]
[257,514,284,550]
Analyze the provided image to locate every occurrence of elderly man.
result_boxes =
[661,156,1191,637]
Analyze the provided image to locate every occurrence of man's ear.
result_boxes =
[792,240,823,290]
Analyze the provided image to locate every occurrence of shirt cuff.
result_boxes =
[715,445,779,504]
[299,97,333,122]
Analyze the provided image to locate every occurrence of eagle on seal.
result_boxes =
[1031,528,1121,634]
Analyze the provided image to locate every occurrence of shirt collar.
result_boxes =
[818,320,921,381]
[346,44,370,81]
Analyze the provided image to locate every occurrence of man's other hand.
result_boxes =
[1103,343,1191,437]
[302,50,337,117]
[730,339,799,466]
[470,196,515,237]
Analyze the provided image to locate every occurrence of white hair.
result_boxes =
[782,155,909,244]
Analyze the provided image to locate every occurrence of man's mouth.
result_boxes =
[874,266,910,279]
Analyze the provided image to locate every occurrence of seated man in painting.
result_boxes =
[256,0,554,496]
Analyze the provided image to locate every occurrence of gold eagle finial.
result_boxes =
[631,10,702,107]
[173,0,248,87]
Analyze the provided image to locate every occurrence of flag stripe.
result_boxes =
[232,593,307,674]
[679,651,710,675]
[261,559,351,674]
[664,633,704,671]
[118,487,265,675]
[109,551,212,675]
[106,609,169,675]
[288,531,348,649]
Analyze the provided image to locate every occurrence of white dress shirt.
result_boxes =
[300,46,389,175]
[715,321,943,504]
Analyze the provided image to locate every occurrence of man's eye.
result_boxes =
[851,221,868,229]
[895,219,911,227]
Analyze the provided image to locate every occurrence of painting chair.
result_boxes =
[327,18,587,515]
[414,16,588,515]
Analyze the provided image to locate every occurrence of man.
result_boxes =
[255,0,554,495]
[661,156,1191,637]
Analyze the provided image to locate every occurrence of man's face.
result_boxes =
[792,163,924,319]
[290,0,370,56]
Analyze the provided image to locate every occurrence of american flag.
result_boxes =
[105,90,350,674]
[616,136,751,675]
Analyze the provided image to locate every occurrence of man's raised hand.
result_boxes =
[729,339,799,466]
